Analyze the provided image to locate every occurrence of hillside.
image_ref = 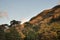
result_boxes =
[0,5,60,40]
[30,5,60,25]
[19,5,60,40]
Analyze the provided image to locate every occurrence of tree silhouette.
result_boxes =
[9,20,21,27]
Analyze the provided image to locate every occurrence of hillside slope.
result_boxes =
[0,5,60,40]
[30,5,60,25]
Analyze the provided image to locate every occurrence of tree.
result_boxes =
[0,25,5,40]
[5,27,21,40]
[9,20,21,27]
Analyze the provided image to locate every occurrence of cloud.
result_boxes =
[0,11,8,18]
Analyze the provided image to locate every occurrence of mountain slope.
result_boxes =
[0,5,60,40]
[29,5,60,25]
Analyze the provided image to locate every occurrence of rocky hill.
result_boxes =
[29,5,60,25]
[0,5,60,40]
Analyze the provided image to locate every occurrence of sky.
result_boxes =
[0,0,58,24]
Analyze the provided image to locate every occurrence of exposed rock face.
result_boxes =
[29,5,60,25]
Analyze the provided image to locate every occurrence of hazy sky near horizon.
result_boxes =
[0,0,58,24]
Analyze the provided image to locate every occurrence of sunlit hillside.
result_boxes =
[0,5,60,40]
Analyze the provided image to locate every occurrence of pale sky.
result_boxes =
[0,0,58,24]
